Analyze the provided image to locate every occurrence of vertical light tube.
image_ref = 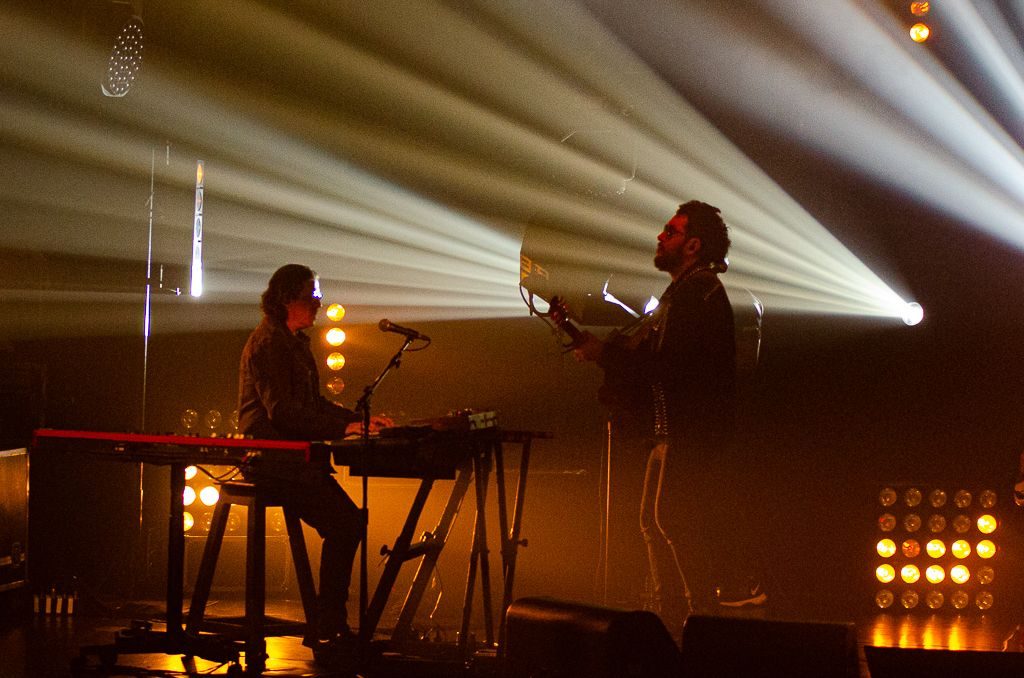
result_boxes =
[190,160,204,297]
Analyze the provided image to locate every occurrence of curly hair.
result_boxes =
[677,201,730,268]
[261,264,315,323]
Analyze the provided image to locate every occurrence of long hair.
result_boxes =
[677,201,730,268]
[260,264,315,323]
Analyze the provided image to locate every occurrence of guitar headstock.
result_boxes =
[547,296,582,343]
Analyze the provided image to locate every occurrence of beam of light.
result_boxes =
[0,0,928,338]
[611,0,1024,255]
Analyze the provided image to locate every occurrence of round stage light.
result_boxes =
[901,539,921,558]
[902,302,924,325]
[977,566,995,585]
[901,564,920,583]
[327,352,346,370]
[183,486,196,507]
[954,490,972,509]
[951,540,971,559]
[925,591,944,610]
[951,590,969,610]
[326,377,345,395]
[910,2,930,17]
[199,485,219,506]
[976,540,996,559]
[877,539,897,558]
[183,511,194,532]
[926,539,946,558]
[975,591,994,611]
[925,565,945,584]
[950,565,970,584]
[904,487,922,507]
[979,490,997,509]
[909,23,930,43]
[325,328,347,346]
[927,514,946,533]
[903,514,921,532]
[900,590,919,609]
[876,564,896,584]
[875,590,894,609]
[879,487,897,507]
[325,304,346,322]
[952,515,971,533]
[928,489,946,507]
[977,515,997,534]
[185,465,198,481]
[879,513,897,532]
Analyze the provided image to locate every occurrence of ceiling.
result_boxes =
[2,0,1023,339]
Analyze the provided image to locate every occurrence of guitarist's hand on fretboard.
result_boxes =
[549,296,605,362]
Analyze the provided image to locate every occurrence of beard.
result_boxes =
[654,248,682,272]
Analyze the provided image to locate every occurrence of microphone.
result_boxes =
[378,319,430,342]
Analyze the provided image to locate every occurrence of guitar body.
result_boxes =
[549,298,652,429]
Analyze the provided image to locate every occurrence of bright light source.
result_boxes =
[901,564,920,583]
[976,539,996,559]
[183,511,194,532]
[902,302,924,326]
[876,564,896,583]
[185,465,198,481]
[877,539,896,558]
[326,352,346,370]
[190,160,204,298]
[909,23,931,43]
[925,565,945,584]
[644,296,659,314]
[325,328,346,346]
[926,539,946,558]
[199,486,219,506]
[326,304,346,321]
[951,540,971,558]
[950,564,971,584]
[183,486,196,507]
[326,376,345,395]
[977,515,997,534]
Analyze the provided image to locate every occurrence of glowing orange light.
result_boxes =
[910,2,930,17]
[326,352,346,370]
[909,23,930,43]
[950,564,970,584]
[325,328,346,346]
[199,486,219,506]
[326,377,345,395]
[925,590,944,609]
[976,591,994,610]
[977,515,997,534]
[901,564,920,583]
[976,540,996,559]
[183,511,194,532]
[901,539,921,558]
[951,540,971,559]
[185,465,198,481]
[875,590,894,609]
[903,514,921,532]
[876,564,896,583]
[900,590,919,609]
[879,513,896,532]
[879,487,897,507]
[951,590,969,609]
[183,486,196,507]
[926,539,946,558]
[977,566,994,585]
[326,304,346,322]
[904,488,922,507]
[877,539,896,558]
[925,565,945,584]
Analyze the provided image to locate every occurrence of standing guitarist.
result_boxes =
[570,201,764,632]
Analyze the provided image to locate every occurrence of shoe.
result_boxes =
[312,630,360,672]
[716,581,767,608]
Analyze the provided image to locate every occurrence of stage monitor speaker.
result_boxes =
[679,614,858,678]
[865,645,1024,678]
[504,597,681,678]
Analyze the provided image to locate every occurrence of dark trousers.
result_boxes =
[246,469,363,637]
[639,439,757,632]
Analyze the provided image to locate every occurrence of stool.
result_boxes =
[186,482,318,673]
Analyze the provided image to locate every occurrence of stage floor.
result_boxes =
[3,596,1024,677]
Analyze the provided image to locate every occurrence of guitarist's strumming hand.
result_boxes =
[572,331,604,362]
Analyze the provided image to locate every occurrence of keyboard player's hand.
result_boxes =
[344,414,394,436]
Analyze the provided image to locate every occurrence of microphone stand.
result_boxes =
[354,336,414,649]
